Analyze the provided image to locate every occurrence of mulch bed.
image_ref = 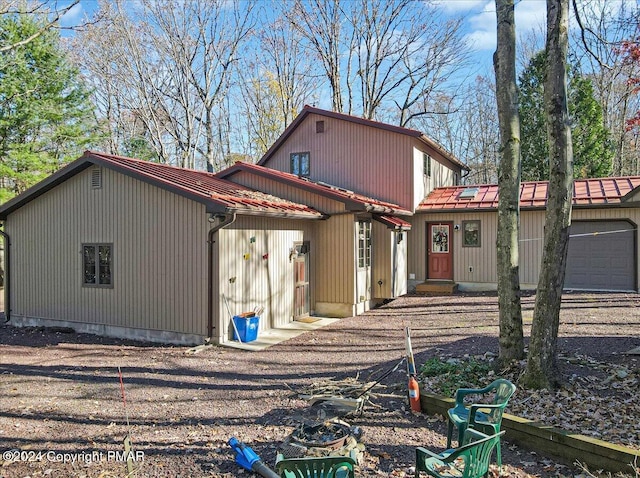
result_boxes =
[0,291,638,477]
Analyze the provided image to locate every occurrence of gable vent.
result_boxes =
[91,167,103,189]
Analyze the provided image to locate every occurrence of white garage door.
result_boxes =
[565,220,636,291]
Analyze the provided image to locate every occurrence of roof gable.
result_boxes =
[0,151,324,220]
[418,176,640,211]
[257,105,469,171]
[218,162,412,216]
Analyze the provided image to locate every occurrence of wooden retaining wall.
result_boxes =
[420,392,640,475]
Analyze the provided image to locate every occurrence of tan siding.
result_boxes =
[410,212,499,285]
[265,113,416,210]
[409,207,640,291]
[314,215,355,305]
[215,216,316,342]
[7,167,209,336]
[371,222,408,298]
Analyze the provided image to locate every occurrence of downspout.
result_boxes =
[0,226,10,323]
[207,212,237,341]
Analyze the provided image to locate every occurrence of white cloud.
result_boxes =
[514,1,546,33]
[452,0,546,53]
[464,1,497,52]
[431,0,488,14]
[60,3,85,27]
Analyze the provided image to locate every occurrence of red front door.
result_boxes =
[427,223,453,280]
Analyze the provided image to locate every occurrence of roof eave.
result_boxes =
[225,208,326,220]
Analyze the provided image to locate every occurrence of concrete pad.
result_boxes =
[222,317,340,351]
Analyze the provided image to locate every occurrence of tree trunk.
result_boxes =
[523,0,573,389]
[493,0,524,365]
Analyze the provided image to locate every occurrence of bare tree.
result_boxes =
[417,78,500,184]
[524,0,574,389]
[494,0,525,366]
[572,0,640,175]
[287,0,468,125]
[287,0,345,112]
[70,0,254,171]
[238,11,316,158]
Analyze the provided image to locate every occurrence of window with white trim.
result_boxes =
[357,221,371,268]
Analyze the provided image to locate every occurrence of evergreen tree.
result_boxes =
[0,14,98,202]
[519,51,613,181]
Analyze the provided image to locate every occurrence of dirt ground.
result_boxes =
[1,291,639,478]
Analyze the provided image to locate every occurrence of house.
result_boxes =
[0,149,412,345]
[413,178,640,292]
[1,107,637,346]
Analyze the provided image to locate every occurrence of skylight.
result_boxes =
[458,187,478,200]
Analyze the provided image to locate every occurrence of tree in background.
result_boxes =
[519,50,612,181]
[71,0,254,171]
[286,0,469,126]
[572,0,640,176]
[0,13,98,202]
[0,0,81,52]
[238,11,316,158]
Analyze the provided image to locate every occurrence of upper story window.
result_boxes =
[423,153,431,177]
[83,244,113,287]
[291,152,310,177]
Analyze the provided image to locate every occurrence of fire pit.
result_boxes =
[291,421,351,450]
[279,419,365,463]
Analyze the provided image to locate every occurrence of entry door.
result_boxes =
[427,222,453,280]
[293,243,310,319]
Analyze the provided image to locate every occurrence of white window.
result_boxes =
[357,221,371,268]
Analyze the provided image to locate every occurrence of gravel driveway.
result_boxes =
[1,292,638,478]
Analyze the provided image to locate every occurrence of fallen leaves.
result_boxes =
[420,352,640,451]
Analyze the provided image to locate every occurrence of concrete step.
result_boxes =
[415,281,458,295]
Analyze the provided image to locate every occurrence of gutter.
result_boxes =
[0,226,9,323]
[207,213,237,341]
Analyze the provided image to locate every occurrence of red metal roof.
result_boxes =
[418,177,640,211]
[0,152,324,219]
[374,215,412,230]
[218,162,413,216]
[85,152,324,217]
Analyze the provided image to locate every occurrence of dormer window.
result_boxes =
[291,152,310,177]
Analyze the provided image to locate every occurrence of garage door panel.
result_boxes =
[565,221,635,291]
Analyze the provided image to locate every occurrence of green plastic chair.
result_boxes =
[275,453,356,478]
[415,429,505,478]
[446,378,515,468]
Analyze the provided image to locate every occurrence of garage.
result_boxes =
[565,220,637,291]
